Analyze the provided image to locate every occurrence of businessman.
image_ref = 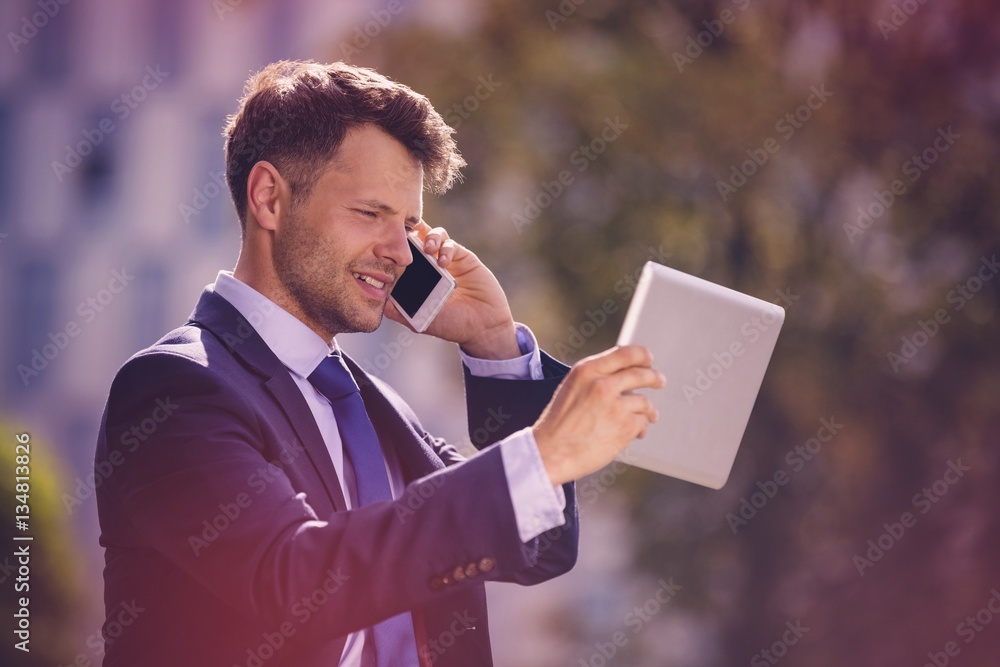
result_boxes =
[95,60,663,667]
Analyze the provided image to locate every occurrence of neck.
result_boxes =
[232,247,337,345]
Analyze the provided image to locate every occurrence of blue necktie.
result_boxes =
[308,352,420,667]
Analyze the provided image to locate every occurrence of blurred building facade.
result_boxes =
[0,2,649,665]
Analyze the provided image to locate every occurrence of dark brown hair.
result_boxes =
[222,60,464,233]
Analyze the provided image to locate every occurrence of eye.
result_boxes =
[355,209,378,219]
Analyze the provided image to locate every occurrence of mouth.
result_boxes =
[353,272,387,289]
[352,270,394,299]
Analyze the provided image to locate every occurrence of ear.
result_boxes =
[245,161,288,232]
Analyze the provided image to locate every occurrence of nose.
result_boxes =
[377,225,413,269]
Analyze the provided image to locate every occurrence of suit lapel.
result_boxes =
[342,353,446,484]
[188,287,349,511]
[262,373,349,511]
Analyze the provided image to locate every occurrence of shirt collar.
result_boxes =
[212,271,335,379]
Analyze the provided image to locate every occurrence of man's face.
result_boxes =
[273,124,421,338]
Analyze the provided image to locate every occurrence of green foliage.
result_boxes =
[340,0,1000,663]
[0,421,89,666]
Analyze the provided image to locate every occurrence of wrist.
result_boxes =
[460,320,520,360]
[531,426,569,487]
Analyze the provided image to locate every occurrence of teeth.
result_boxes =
[353,273,385,289]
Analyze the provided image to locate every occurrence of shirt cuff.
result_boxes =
[499,427,567,543]
[460,323,544,381]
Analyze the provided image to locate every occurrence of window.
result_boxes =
[9,259,58,393]
[131,261,169,350]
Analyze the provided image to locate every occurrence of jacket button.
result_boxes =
[478,557,496,573]
[452,565,467,582]
[464,563,479,578]
[442,573,454,586]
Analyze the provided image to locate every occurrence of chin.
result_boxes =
[352,317,383,334]
[331,309,384,336]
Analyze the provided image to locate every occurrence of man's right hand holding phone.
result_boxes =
[384,221,522,361]
[387,220,666,487]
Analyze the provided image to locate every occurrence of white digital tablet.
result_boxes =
[615,262,785,489]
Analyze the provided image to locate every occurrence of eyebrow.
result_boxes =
[353,199,420,226]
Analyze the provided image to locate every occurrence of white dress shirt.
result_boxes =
[212,271,566,665]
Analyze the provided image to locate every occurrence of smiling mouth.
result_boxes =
[352,272,387,289]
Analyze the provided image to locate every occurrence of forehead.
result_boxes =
[318,124,423,204]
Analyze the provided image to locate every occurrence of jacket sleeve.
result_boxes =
[461,351,579,585]
[99,349,562,644]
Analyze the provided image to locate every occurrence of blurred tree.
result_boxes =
[340,0,1000,663]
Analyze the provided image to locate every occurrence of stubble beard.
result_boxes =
[273,209,387,338]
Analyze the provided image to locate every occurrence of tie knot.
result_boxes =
[307,352,360,401]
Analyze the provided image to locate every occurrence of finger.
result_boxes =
[436,238,459,267]
[422,226,450,254]
[624,414,651,443]
[620,394,659,424]
[604,366,667,396]
[412,219,432,240]
[582,345,655,375]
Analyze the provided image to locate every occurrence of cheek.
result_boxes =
[277,223,329,276]
[332,227,377,261]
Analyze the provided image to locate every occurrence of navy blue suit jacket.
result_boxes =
[95,286,578,667]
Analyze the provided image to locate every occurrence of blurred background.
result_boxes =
[1,0,999,665]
